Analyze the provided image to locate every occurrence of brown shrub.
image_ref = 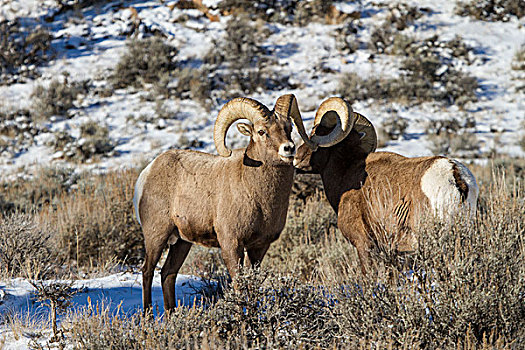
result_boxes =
[0,213,57,279]
[41,168,143,267]
[31,78,89,121]
[456,0,524,22]
[0,20,53,85]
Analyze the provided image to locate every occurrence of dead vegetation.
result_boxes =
[31,77,89,121]
[1,159,524,348]
[456,0,524,22]
[217,0,334,26]
[0,20,53,85]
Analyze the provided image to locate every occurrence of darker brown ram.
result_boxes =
[294,97,479,273]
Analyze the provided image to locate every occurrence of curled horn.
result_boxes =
[274,94,317,149]
[214,97,271,157]
[310,97,355,147]
[353,112,377,154]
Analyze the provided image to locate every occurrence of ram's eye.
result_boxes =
[258,130,266,136]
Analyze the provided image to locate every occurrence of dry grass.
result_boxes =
[1,159,524,348]
[0,167,142,269]
[42,168,143,267]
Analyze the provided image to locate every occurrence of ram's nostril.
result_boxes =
[284,144,295,153]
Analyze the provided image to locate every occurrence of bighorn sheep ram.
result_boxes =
[294,97,479,272]
[133,95,313,311]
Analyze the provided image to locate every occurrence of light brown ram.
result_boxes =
[294,97,479,273]
[133,95,315,311]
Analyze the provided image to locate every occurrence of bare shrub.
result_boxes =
[378,115,409,145]
[30,279,80,341]
[0,213,57,279]
[41,168,143,267]
[512,45,525,70]
[32,78,89,121]
[456,0,524,22]
[0,20,53,85]
[217,0,333,25]
[0,167,77,212]
[204,13,280,100]
[111,37,178,89]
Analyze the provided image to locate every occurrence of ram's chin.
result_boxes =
[279,155,295,163]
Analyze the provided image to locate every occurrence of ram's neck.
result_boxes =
[321,150,368,215]
[242,160,294,218]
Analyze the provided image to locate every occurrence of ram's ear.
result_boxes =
[237,122,253,136]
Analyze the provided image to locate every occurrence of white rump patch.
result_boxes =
[420,158,478,219]
[133,160,155,227]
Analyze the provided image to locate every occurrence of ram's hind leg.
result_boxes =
[161,238,192,311]
[142,218,175,313]
[142,240,166,313]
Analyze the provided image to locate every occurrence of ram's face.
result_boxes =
[293,141,314,172]
[294,138,329,174]
[238,116,295,165]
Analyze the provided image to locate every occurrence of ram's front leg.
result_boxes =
[246,244,270,268]
[218,236,245,280]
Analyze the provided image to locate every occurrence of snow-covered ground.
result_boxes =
[0,272,208,348]
[0,0,523,181]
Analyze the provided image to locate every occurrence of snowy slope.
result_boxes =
[0,0,523,181]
